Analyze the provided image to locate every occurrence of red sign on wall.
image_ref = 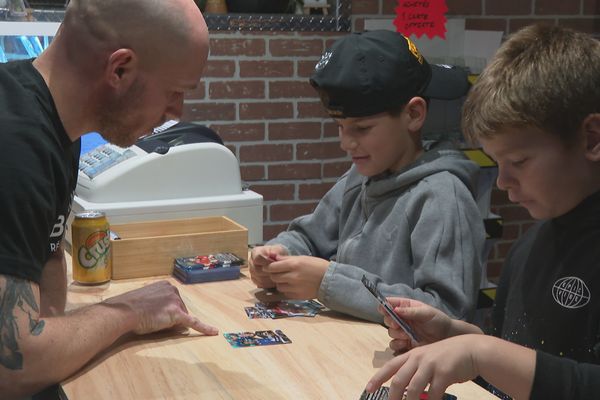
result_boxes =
[393,0,448,39]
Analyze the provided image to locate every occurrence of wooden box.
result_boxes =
[110,216,247,280]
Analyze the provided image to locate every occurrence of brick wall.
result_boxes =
[185,0,600,281]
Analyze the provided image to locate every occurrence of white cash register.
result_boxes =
[67,122,263,245]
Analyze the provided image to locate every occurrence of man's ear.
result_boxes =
[583,113,600,162]
[104,48,139,91]
[405,97,427,133]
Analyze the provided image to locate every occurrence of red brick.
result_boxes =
[354,17,366,32]
[352,0,380,14]
[211,123,265,142]
[269,81,316,98]
[465,18,508,33]
[383,0,398,15]
[209,81,265,99]
[501,223,520,240]
[509,19,556,33]
[182,103,236,121]
[535,0,579,15]
[324,161,352,178]
[224,144,236,156]
[251,184,295,201]
[240,144,293,162]
[447,0,483,15]
[263,223,289,241]
[270,202,318,222]
[268,163,322,180]
[485,261,504,280]
[240,165,266,181]
[203,60,236,78]
[270,39,324,57]
[268,122,322,140]
[209,38,266,56]
[490,188,509,206]
[495,241,514,258]
[323,122,339,138]
[583,0,600,14]
[298,101,330,118]
[496,205,533,222]
[184,82,206,100]
[486,0,531,15]
[240,102,294,120]
[297,141,346,160]
[239,61,294,78]
[325,37,344,48]
[298,60,320,77]
[299,182,336,199]
[558,18,600,34]
[521,222,536,234]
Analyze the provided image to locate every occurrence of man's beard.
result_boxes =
[97,79,148,148]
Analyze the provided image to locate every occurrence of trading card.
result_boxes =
[361,275,419,344]
[359,386,389,400]
[223,330,292,348]
[244,306,275,319]
[255,300,324,318]
[359,388,457,400]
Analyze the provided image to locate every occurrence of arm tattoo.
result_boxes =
[0,277,45,370]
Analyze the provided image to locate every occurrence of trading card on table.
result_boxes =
[256,300,324,318]
[402,392,458,400]
[223,330,292,348]
[359,386,389,400]
[244,306,274,319]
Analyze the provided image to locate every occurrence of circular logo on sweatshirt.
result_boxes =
[552,276,590,309]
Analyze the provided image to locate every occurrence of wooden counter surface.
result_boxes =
[61,259,497,400]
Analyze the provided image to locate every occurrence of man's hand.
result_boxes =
[103,280,218,335]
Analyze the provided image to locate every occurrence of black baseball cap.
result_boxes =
[310,30,471,118]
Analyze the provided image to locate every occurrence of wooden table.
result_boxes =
[61,264,497,399]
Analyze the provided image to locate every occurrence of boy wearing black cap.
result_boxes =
[249,30,485,323]
[367,25,600,400]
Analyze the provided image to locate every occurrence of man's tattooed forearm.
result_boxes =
[0,277,44,370]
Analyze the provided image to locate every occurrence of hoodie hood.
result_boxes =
[362,141,480,199]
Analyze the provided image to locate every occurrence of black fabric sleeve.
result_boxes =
[531,351,600,399]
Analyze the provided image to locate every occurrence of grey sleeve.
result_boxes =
[318,176,485,323]
[266,178,344,259]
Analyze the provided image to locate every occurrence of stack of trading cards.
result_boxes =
[223,329,292,348]
[359,388,457,400]
[244,300,325,319]
[172,253,243,284]
[359,387,389,400]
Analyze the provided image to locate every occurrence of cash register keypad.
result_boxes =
[79,145,137,179]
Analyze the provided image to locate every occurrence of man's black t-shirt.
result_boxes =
[0,59,80,284]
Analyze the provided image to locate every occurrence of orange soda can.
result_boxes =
[71,211,112,284]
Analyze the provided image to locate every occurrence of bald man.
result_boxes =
[0,1,216,398]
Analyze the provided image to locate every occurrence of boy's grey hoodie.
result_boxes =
[267,142,486,323]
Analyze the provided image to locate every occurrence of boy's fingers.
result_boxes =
[366,353,409,393]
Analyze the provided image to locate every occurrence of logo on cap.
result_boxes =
[315,51,333,71]
[403,35,424,65]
